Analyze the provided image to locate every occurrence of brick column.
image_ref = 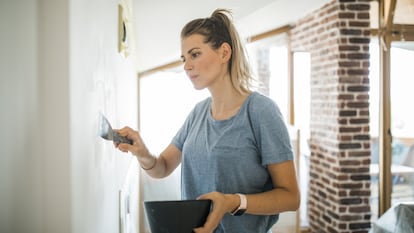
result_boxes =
[290,1,371,232]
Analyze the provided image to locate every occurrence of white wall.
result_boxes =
[0,0,138,232]
[1,1,43,232]
[38,1,71,232]
[132,0,331,72]
[70,0,139,232]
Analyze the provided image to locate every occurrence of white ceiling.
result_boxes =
[132,0,332,72]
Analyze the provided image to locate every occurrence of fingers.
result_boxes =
[196,193,210,201]
[113,126,149,158]
[193,227,213,233]
[113,127,138,152]
[116,126,139,142]
[117,143,132,153]
[193,192,226,233]
[193,210,221,233]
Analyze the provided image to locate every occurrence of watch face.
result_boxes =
[233,209,246,216]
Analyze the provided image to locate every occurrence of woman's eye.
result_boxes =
[191,52,200,59]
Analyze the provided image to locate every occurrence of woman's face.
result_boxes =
[181,34,229,90]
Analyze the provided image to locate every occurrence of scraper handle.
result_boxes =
[113,132,133,145]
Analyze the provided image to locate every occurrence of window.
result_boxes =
[139,70,209,231]
[293,52,311,228]
[369,41,414,222]
[246,34,289,121]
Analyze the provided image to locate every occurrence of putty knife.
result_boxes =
[99,113,133,145]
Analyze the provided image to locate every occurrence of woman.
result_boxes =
[116,8,300,233]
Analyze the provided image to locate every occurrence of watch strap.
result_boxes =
[230,193,247,216]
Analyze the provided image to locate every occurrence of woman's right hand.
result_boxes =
[115,127,182,178]
[114,126,150,159]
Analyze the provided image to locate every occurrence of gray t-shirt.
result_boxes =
[172,92,293,233]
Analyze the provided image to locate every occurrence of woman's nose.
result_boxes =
[183,61,192,71]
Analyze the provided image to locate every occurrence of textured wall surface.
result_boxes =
[291,0,372,232]
[0,0,139,233]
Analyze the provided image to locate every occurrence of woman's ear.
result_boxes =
[220,42,232,63]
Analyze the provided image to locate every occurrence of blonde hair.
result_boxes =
[181,8,255,94]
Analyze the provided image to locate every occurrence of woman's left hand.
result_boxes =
[193,191,239,233]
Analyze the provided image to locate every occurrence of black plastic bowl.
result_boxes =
[144,199,211,233]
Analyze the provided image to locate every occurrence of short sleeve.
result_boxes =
[248,94,294,165]
[171,109,194,151]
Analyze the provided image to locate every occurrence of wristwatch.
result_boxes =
[230,193,247,216]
